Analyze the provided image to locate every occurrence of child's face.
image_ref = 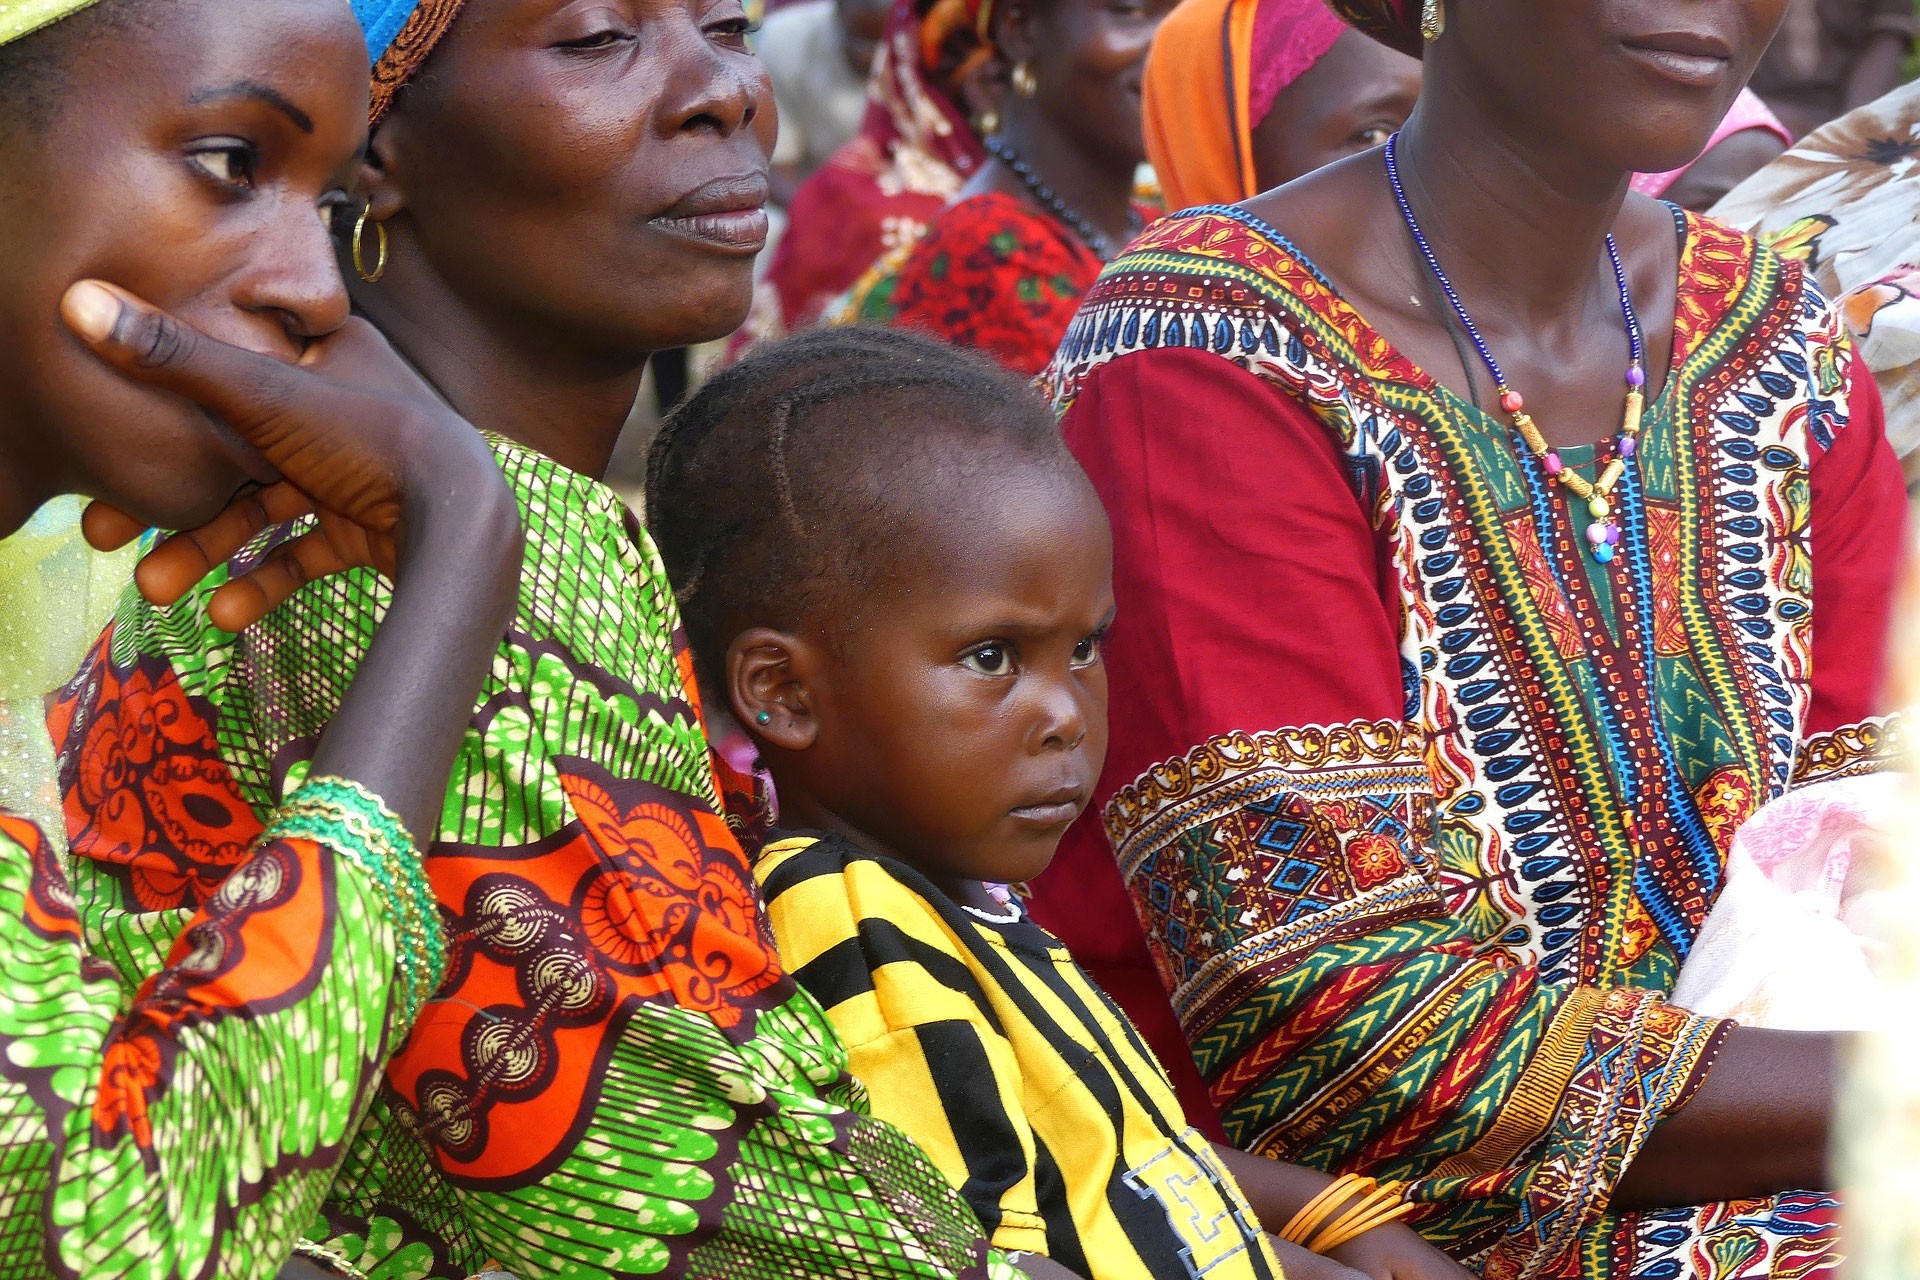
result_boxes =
[775,462,1114,897]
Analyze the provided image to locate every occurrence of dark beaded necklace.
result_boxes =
[983,135,1140,262]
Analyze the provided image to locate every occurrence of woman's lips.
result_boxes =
[1620,33,1732,88]
[649,207,771,253]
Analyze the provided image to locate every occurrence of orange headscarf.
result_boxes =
[1143,0,1347,209]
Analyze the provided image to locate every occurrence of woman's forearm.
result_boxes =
[1611,1025,1841,1210]
[307,445,521,844]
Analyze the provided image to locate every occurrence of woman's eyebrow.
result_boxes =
[186,80,315,134]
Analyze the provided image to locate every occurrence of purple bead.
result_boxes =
[1606,524,1622,544]
[1586,523,1610,545]
[1618,436,1636,458]
[1627,366,1646,388]
[1544,451,1564,475]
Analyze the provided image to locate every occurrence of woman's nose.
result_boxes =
[661,31,764,138]
[235,203,352,353]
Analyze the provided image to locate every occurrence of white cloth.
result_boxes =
[1671,774,1905,1030]
[758,0,869,169]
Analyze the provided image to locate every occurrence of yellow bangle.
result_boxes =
[1308,1191,1416,1253]
[1280,1174,1379,1247]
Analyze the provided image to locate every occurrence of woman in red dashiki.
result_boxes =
[837,0,1171,377]
[844,192,1108,376]
[1028,0,1909,1277]
[744,0,990,347]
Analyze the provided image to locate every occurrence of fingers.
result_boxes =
[81,500,148,552]
[133,483,315,607]
[207,529,353,633]
[62,280,303,446]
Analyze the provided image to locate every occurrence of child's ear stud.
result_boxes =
[755,711,772,726]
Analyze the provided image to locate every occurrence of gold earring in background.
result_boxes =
[352,207,389,284]
[1011,61,1038,97]
[1420,0,1444,42]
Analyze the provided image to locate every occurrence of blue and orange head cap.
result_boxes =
[351,0,469,124]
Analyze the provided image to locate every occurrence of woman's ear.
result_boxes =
[990,0,1042,74]
[357,119,408,223]
[728,627,821,753]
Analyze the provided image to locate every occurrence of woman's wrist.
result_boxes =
[390,412,519,582]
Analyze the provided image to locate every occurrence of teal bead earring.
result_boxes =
[755,711,772,726]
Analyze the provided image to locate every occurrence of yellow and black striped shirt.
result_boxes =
[758,832,1285,1280]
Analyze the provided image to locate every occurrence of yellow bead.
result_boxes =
[1589,496,1611,519]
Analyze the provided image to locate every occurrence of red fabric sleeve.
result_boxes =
[1806,348,1910,735]
[1027,348,1403,1133]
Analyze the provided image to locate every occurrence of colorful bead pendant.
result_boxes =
[1385,131,1647,569]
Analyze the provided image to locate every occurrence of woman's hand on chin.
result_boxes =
[62,278,513,633]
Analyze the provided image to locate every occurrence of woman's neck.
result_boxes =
[351,264,649,483]
[1392,79,1636,331]
[987,111,1138,251]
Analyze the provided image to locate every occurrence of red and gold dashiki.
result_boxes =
[1031,205,1909,1279]
[843,192,1107,377]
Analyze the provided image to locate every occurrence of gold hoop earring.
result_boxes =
[352,207,389,284]
[1420,0,1444,41]
[1011,61,1038,97]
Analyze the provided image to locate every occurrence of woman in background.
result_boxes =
[1142,0,1421,209]
[841,0,1171,376]
[747,0,994,344]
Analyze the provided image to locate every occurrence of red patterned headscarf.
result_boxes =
[1323,0,1422,57]
[352,0,470,124]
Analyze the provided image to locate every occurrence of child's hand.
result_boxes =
[1327,1222,1477,1280]
[1269,1237,1368,1280]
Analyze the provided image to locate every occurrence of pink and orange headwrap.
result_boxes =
[1142,0,1347,208]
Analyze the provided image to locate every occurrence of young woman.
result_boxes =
[54,1,1034,1276]
[0,0,520,1272]
[1143,0,1422,207]
[838,0,1173,375]
[1035,0,1906,1275]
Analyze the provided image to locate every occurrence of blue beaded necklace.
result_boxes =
[1384,132,1646,566]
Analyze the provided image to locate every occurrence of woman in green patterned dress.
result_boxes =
[0,0,524,1273]
[50,1,1043,1277]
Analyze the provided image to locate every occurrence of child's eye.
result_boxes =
[1354,124,1394,148]
[963,645,1014,676]
[1071,635,1102,668]
[186,140,257,191]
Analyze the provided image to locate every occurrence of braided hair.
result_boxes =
[646,326,1073,693]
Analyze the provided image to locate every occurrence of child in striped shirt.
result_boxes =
[646,327,1475,1280]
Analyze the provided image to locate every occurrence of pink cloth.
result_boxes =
[1247,0,1347,126]
[1631,88,1793,197]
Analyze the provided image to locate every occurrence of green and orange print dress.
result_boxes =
[42,438,1015,1279]
[1029,206,1908,1279]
